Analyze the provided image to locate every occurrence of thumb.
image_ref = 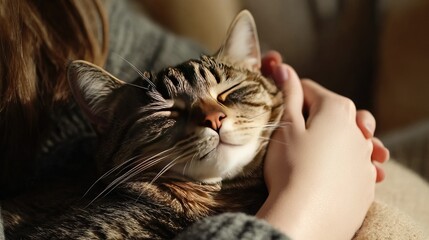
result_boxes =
[272,64,305,130]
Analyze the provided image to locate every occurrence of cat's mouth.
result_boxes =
[197,126,249,162]
[199,141,242,161]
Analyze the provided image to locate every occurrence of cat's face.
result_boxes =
[152,56,282,182]
[67,11,283,183]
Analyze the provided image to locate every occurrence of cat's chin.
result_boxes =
[171,140,260,183]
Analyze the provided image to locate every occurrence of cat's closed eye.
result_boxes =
[167,98,187,118]
[217,81,244,103]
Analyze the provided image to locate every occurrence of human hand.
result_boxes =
[262,51,389,183]
[257,52,387,239]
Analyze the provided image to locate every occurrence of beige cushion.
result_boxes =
[353,159,429,239]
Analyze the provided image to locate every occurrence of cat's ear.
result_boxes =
[67,60,125,133]
[217,10,261,71]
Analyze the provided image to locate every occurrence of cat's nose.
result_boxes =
[204,111,226,131]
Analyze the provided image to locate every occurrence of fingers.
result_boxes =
[374,163,385,182]
[372,137,390,163]
[301,80,357,128]
[355,110,389,182]
[301,80,341,110]
[261,51,283,77]
[372,138,389,183]
[272,65,305,129]
[356,110,376,139]
[262,51,304,127]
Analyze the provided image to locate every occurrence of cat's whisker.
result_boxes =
[239,125,269,130]
[248,110,271,120]
[86,149,177,206]
[182,158,191,176]
[118,159,162,184]
[150,160,179,184]
[113,152,161,177]
[82,153,147,198]
[150,148,194,184]
[257,136,289,146]
[240,121,292,131]
[86,162,164,207]
[279,123,292,127]
[182,151,200,176]
[152,144,197,182]
[119,138,197,183]
[190,151,199,166]
[100,142,196,200]
[176,136,200,148]
[134,148,195,202]
[259,124,283,129]
[115,53,156,88]
[123,82,150,91]
[105,151,175,190]
[98,148,173,185]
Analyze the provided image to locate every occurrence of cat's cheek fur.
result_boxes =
[216,140,260,179]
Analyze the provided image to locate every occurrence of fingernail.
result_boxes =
[365,122,375,136]
[273,65,289,88]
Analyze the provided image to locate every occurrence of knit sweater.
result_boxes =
[174,213,288,240]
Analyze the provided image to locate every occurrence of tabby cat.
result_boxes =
[3,10,283,239]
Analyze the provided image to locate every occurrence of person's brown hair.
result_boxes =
[0,0,108,195]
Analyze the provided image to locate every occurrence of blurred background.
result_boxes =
[137,0,429,136]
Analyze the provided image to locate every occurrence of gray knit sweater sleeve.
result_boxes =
[174,213,290,240]
[104,0,205,82]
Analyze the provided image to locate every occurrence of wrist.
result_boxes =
[257,174,352,240]
[256,180,315,239]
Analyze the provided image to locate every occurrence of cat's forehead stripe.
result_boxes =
[202,66,218,85]
[188,61,219,86]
